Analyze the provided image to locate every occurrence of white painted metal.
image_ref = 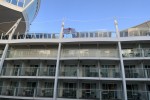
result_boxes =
[53,21,64,100]
[114,19,127,100]
[0,18,22,74]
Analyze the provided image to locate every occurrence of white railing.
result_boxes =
[122,48,150,58]
[63,31,117,38]
[7,49,57,58]
[100,68,121,78]
[120,29,150,37]
[0,31,117,40]
[59,67,77,77]
[61,49,119,58]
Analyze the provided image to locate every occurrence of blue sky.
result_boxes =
[29,0,150,33]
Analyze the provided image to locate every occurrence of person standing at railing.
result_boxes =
[63,28,77,38]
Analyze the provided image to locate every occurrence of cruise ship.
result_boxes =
[0,0,150,100]
[0,0,40,34]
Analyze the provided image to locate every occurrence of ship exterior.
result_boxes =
[0,0,150,100]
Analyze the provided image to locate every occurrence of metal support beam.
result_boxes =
[0,18,22,74]
[0,44,9,73]
[5,18,22,40]
[114,19,127,100]
[53,21,64,100]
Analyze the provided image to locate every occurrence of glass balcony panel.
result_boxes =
[100,49,118,57]
[58,88,77,98]
[127,91,148,100]
[122,49,143,58]
[80,49,98,57]
[79,89,99,99]
[0,86,17,96]
[120,28,150,37]
[101,90,123,100]
[61,49,79,58]
[39,67,55,76]
[100,68,120,78]
[7,49,57,58]
[146,68,150,78]
[1,67,20,76]
[82,67,99,77]
[144,48,150,57]
[20,67,38,76]
[36,88,53,97]
[59,66,77,77]
[125,68,146,78]
[17,87,35,97]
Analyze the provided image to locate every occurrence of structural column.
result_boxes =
[114,19,127,100]
[53,21,64,100]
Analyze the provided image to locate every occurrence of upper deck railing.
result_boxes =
[120,28,150,37]
[0,29,150,40]
[0,31,116,40]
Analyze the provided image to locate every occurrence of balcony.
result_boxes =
[64,31,116,38]
[20,67,38,76]
[11,33,59,40]
[81,67,99,77]
[100,49,119,58]
[0,86,17,96]
[17,87,35,97]
[101,90,123,100]
[144,48,150,57]
[120,29,150,37]
[58,88,76,98]
[122,48,150,58]
[1,67,20,76]
[36,88,53,97]
[0,86,35,97]
[127,90,149,100]
[100,68,121,78]
[7,49,57,59]
[80,89,98,99]
[0,86,124,100]
[1,67,123,78]
[125,68,150,78]
[61,49,79,58]
[59,67,77,77]
[61,49,119,59]
[38,67,55,76]
[122,49,142,58]
[1,67,39,76]
[0,86,54,98]
[57,88,123,99]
